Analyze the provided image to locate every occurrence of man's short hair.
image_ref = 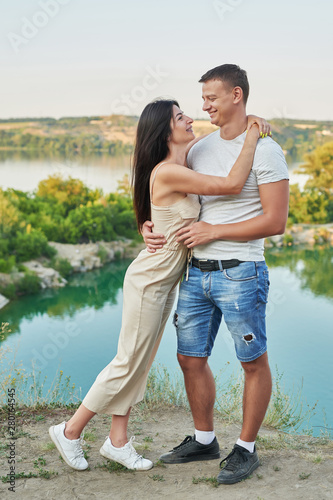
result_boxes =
[199,64,249,104]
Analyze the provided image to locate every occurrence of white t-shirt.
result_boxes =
[187,130,289,261]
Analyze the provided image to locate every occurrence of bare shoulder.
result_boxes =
[155,163,186,174]
[151,163,188,183]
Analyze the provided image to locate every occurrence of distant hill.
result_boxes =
[0,115,332,159]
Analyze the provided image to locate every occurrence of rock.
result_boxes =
[265,223,333,248]
[268,234,284,247]
[48,240,135,272]
[0,293,9,310]
[23,261,67,288]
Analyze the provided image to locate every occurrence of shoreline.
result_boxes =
[0,223,332,310]
[0,240,144,310]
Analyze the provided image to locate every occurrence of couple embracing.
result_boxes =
[49,63,289,485]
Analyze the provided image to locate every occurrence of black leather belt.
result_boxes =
[192,256,244,272]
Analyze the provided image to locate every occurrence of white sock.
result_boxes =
[195,429,215,445]
[236,438,255,453]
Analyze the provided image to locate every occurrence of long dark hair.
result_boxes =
[132,98,179,230]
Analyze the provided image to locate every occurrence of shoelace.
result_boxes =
[219,446,247,471]
[172,435,193,451]
[127,436,145,466]
[73,436,86,461]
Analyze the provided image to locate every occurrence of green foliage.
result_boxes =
[270,119,333,160]
[266,247,333,300]
[0,175,137,282]
[0,128,133,155]
[297,141,333,193]
[288,141,333,224]
[97,245,109,264]
[13,230,56,262]
[63,204,118,243]
[0,282,16,300]
[192,476,219,488]
[50,258,73,279]
[0,255,16,273]
[16,273,41,295]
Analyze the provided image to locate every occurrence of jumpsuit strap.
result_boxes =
[150,162,171,203]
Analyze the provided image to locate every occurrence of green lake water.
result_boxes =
[1,247,332,437]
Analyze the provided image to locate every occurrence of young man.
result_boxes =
[142,64,289,484]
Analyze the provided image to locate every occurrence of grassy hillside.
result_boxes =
[0,115,332,159]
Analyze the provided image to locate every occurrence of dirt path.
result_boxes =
[1,406,332,499]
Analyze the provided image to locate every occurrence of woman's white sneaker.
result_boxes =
[100,436,153,471]
[49,422,88,471]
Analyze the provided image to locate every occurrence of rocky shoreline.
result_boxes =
[0,240,144,310]
[0,223,332,311]
[265,223,333,248]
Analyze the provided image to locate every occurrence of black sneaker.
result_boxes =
[159,435,220,464]
[217,444,259,484]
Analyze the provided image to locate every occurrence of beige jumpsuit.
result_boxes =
[82,169,200,415]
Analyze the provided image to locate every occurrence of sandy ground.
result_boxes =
[0,406,332,500]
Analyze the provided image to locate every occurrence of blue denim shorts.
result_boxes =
[174,261,270,363]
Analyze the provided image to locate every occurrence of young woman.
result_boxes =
[49,99,268,472]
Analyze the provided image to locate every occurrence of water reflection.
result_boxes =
[266,246,333,299]
[0,248,332,434]
[1,260,131,339]
[2,248,332,341]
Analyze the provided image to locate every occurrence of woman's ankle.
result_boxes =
[109,434,128,448]
[64,422,81,440]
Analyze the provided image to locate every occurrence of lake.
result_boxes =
[0,151,132,194]
[0,151,308,194]
[1,247,332,437]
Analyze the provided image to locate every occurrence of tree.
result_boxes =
[297,141,333,194]
[289,142,333,224]
[0,189,21,236]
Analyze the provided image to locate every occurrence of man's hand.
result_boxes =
[141,221,167,253]
[176,221,215,248]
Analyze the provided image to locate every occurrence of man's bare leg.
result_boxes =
[217,352,271,484]
[240,352,272,442]
[159,354,220,463]
[177,354,215,430]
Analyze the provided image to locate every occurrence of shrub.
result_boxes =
[13,230,54,261]
[0,282,16,299]
[0,256,16,273]
[0,239,9,259]
[51,258,73,279]
[97,245,109,264]
[16,272,41,295]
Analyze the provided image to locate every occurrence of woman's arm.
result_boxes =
[159,124,260,196]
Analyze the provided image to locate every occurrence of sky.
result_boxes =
[1,0,332,121]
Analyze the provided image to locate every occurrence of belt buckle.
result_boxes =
[198,259,212,272]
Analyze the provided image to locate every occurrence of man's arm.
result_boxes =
[176,180,289,247]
